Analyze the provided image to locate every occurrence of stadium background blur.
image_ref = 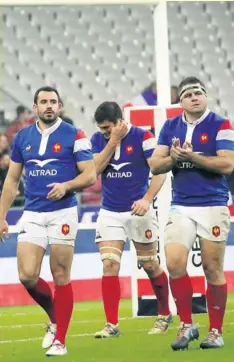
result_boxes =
[1,1,234,204]
[1,2,234,361]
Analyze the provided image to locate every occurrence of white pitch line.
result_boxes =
[1,308,234,330]
[0,306,91,317]
[1,309,234,330]
[0,316,134,329]
[1,322,234,345]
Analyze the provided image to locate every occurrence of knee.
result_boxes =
[19,269,39,288]
[140,259,160,277]
[52,267,70,286]
[103,259,120,276]
[166,256,187,278]
[203,262,224,284]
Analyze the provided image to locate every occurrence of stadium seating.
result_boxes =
[1,2,234,135]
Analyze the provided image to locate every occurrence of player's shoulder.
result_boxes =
[162,114,182,132]
[60,120,79,134]
[60,121,88,139]
[13,123,36,141]
[209,111,231,127]
[166,114,182,124]
[130,125,154,139]
[90,131,103,141]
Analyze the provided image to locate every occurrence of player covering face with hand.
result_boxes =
[150,77,234,351]
[0,86,96,356]
[91,101,172,339]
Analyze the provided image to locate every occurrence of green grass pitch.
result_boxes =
[0,294,233,361]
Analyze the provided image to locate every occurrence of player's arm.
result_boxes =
[149,145,176,175]
[47,129,97,200]
[0,161,23,219]
[131,130,167,215]
[47,160,96,200]
[92,121,128,175]
[187,149,234,175]
[65,159,97,191]
[131,159,166,216]
[143,172,167,202]
[93,141,117,176]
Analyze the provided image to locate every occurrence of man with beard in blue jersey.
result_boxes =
[91,101,172,338]
[150,77,234,351]
[0,86,96,356]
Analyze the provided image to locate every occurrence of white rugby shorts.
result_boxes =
[95,208,158,244]
[17,206,78,249]
[165,205,230,249]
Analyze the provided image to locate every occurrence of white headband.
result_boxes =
[179,83,207,100]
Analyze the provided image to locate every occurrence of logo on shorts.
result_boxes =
[125,145,133,154]
[26,144,32,152]
[200,133,208,144]
[212,225,220,237]
[145,229,152,240]
[95,231,102,240]
[61,224,70,235]
[53,143,62,153]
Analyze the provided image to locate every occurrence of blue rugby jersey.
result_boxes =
[11,118,93,212]
[91,125,155,212]
[157,110,234,206]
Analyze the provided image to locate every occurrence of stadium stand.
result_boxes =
[1,2,234,135]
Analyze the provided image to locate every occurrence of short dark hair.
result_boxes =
[178,77,205,96]
[94,101,122,124]
[34,86,61,104]
[16,105,27,116]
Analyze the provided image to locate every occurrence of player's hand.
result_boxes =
[170,138,193,161]
[131,199,150,216]
[0,219,9,243]
[110,120,128,145]
[47,183,67,200]
[181,141,193,159]
[170,138,183,161]
[172,138,181,148]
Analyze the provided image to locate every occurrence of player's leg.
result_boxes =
[94,209,126,338]
[17,243,53,316]
[95,240,125,338]
[198,206,230,349]
[164,207,199,350]
[45,207,77,356]
[131,209,172,335]
[45,244,73,356]
[17,214,55,329]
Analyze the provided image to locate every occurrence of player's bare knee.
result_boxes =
[203,262,224,284]
[142,261,159,276]
[103,259,120,276]
[137,255,159,276]
[166,256,187,278]
[19,270,39,288]
[100,247,122,276]
[52,267,70,285]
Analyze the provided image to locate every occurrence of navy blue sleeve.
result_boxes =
[157,121,170,146]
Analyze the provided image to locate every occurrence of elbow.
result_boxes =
[223,167,234,176]
[150,165,161,175]
[149,158,158,175]
[223,162,234,176]
[88,172,97,187]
